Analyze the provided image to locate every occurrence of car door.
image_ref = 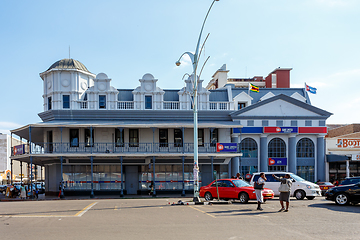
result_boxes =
[352,183,360,201]
[221,180,237,199]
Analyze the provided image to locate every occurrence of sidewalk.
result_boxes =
[0,193,193,202]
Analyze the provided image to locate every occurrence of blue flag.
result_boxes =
[306,84,317,94]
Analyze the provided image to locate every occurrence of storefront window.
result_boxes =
[268,138,286,158]
[63,165,123,190]
[139,164,201,191]
[241,138,258,158]
[296,138,314,158]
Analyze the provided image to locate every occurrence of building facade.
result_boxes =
[326,124,360,182]
[10,59,331,196]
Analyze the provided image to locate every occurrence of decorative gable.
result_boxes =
[260,92,275,101]
[233,92,253,110]
[132,73,165,110]
[290,92,307,102]
[231,94,332,119]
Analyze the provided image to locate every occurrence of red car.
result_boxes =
[199,179,274,203]
[317,182,335,195]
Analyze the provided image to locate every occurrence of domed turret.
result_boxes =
[46,58,90,73]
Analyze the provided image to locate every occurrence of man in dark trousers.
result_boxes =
[273,174,292,212]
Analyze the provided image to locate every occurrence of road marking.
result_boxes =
[0,202,98,218]
[188,206,216,218]
[74,202,98,217]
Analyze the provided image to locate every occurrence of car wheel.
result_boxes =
[306,196,315,200]
[239,192,249,204]
[204,192,213,201]
[295,190,305,200]
[335,193,349,205]
[263,199,267,203]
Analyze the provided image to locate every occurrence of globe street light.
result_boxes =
[176,0,219,202]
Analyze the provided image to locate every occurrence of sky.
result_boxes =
[0,0,359,135]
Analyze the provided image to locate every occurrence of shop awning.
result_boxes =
[326,154,350,162]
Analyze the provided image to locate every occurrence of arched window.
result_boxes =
[296,138,315,158]
[268,138,286,158]
[240,138,258,158]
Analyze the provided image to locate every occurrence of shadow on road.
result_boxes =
[308,202,360,213]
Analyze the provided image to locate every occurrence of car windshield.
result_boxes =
[232,180,251,187]
[319,182,333,186]
[289,174,306,182]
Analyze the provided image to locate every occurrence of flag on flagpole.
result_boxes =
[249,83,259,92]
[305,83,317,94]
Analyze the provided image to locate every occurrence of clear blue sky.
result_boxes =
[1,0,359,134]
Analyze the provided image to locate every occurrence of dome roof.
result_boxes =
[47,58,90,73]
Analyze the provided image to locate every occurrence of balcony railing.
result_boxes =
[163,101,180,110]
[117,101,134,109]
[15,142,240,155]
[74,101,231,110]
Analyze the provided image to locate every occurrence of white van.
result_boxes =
[250,172,321,200]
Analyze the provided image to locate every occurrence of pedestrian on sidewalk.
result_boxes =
[273,174,292,212]
[58,181,62,198]
[149,181,154,196]
[254,172,266,211]
[20,184,26,200]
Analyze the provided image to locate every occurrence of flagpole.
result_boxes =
[248,82,250,96]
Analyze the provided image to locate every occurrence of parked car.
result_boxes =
[339,177,360,186]
[325,182,360,205]
[0,185,7,194]
[250,172,321,200]
[199,179,274,203]
[317,182,335,196]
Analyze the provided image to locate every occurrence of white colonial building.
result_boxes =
[10,59,331,197]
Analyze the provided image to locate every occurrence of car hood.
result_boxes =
[301,181,319,188]
[332,183,358,189]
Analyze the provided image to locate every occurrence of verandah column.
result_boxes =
[152,156,156,197]
[120,156,124,197]
[60,156,64,198]
[181,156,185,196]
[29,126,33,197]
[20,161,23,184]
[90,156,94,198]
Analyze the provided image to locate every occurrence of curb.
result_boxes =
[168,200,232,206]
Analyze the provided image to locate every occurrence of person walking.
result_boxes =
[149,181,154,196]
[254,172,266,210]
[20,184,26,200]
[273,174,292,212]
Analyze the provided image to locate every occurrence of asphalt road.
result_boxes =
[0,197,359,240]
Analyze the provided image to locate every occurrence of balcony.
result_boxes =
[14,142,240,155]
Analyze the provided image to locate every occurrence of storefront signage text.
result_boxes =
[216,143,238,152]
[337,139,360,148]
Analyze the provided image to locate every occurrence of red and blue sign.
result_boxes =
[269,158,287,166]
[264,127,298,134]
[13,144,25,155]
[216,143,238,152]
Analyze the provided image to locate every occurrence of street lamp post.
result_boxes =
[176,0,219,202]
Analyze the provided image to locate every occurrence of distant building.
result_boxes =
[326,124,360,182]
[10,58,331,196]
[0,133,40,184]
[206,64,291,90]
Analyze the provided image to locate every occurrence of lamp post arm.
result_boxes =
[176,52,195,66]
[194,0,218,58]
